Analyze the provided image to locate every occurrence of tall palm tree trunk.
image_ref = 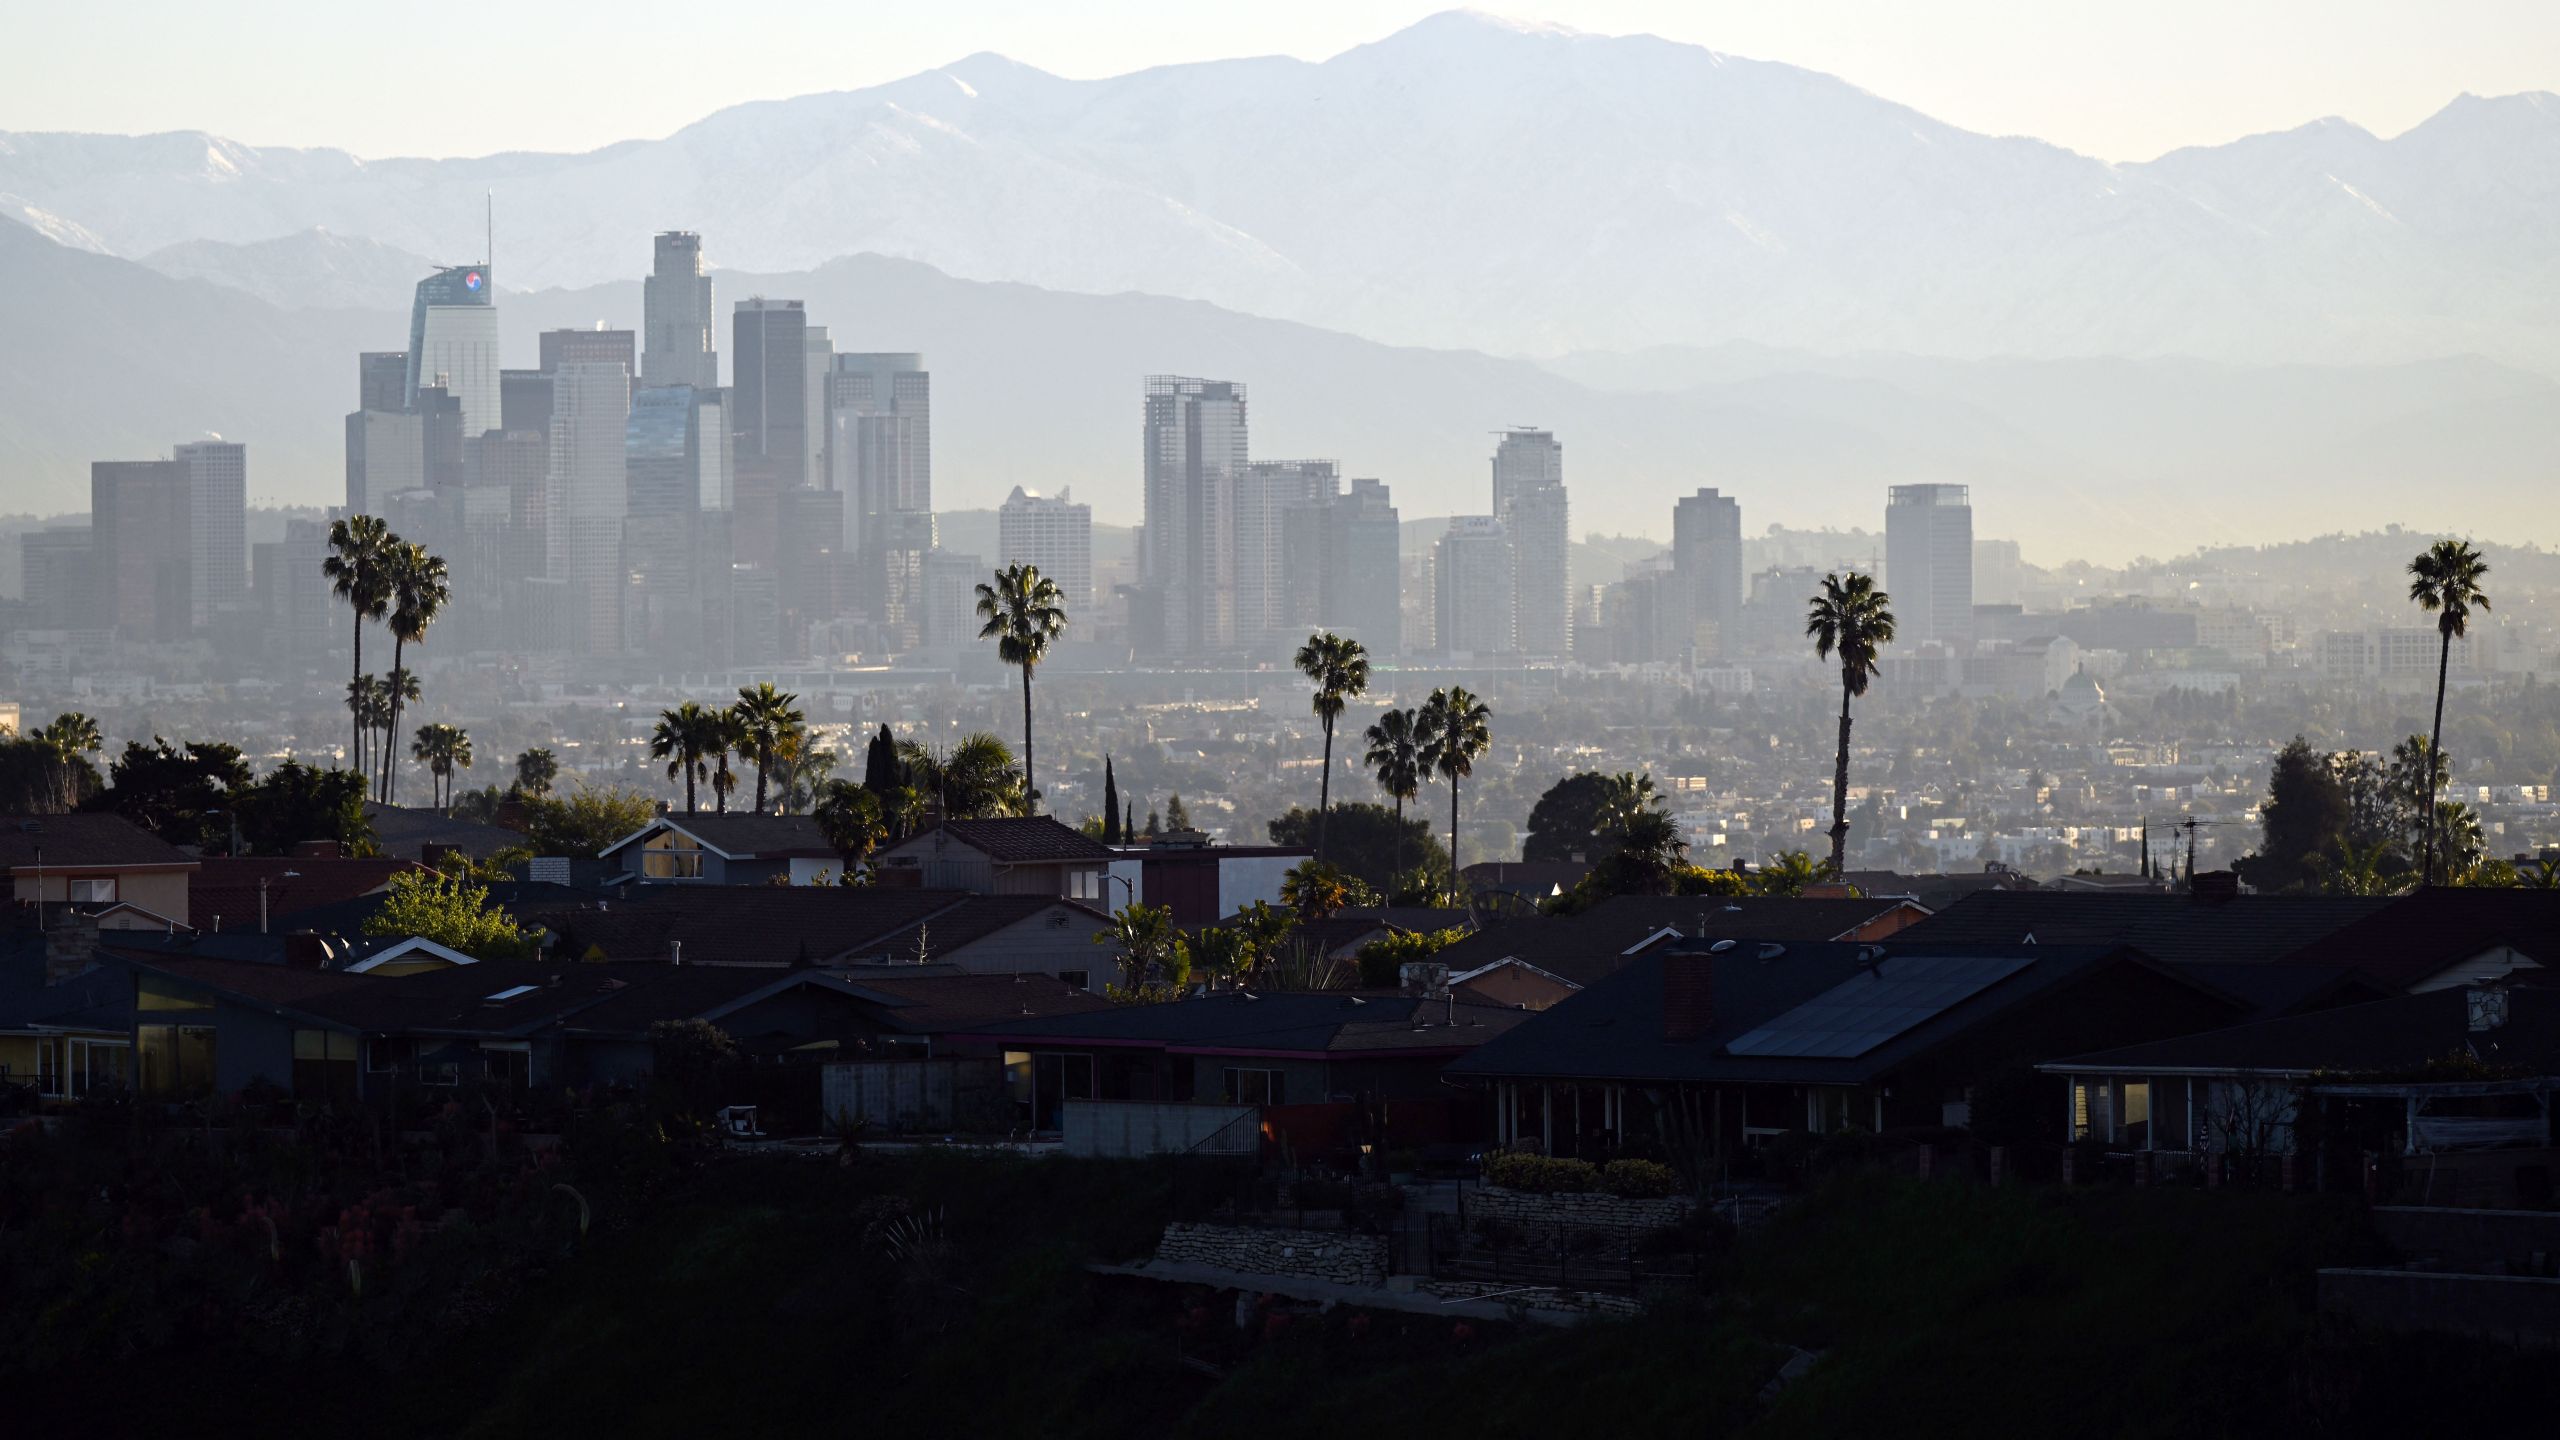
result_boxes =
[1829,679,1855,874]
[380,638,405,804]
[1020,664,1037,816]
[1316,721,1334,859]
[2422,633,2452,886]
[348,612,365,774]
[754,747,770,814]
[1448,774,1462,904]
[684,746,698,813]
[1392,795,1406,881]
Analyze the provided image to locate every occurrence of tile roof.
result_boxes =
[190,857,430,933]
[599,813,836,859]
[1893,891,2389,967]
[2043,987,2560,1077]
[2273,889,2560,991]
[901,818,1116,864]
[960,989,1530,1056]
[0,813,196,871]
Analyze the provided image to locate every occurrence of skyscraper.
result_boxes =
[405,263,498,434]
[1671,487,1744,661]
[1434,516,1515,657]
[175,440,247,630]
[803,324,832,491]
[91,459,189,642]
[1491,428,1569,658]
[731,298,808,480]
[1886,484,1975,651]
[540,327,637,379]
[1234,459,1337,649]
[642,231,716,390]
[1281,476,1401,656]
[1142,376,1247,654]
[999,486,1094,609]
[344,410,423,514]
[358,352,409,414]
[544,361,631,655]
[824,352,931,627]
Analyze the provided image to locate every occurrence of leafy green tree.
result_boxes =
[1807,571,1895,873]
[812,779,887,871]
[1101,757,1121,845]
[732,682,806,814]
[1292,630,1370,858]
[770,724,833,815]
[1095,901,1189,994]
[376,667,420,802]
[1268,803,1448,898]
[1279,860,1376,920]
[323,514,395,775]
[1582,810,1690,898]
[514,748,560,798]
[708,705,748,813]
[1417,686,1492,893]
[647,1018,740,1119]
[1165,794,1192,831]
[1227,899,1301,984]
[2407,539,2490,885]
[233,760,371,856]
[85,737,251,850]
[2238,737,2348,894]
[897,734,1026,820]
[1353,926,1472,988]
[974,562,1068,813]
[362,869,535,958]
[524,783,656,857]
[2422,799,2488,883]
[2318,838,2408,897]
[0,731,103,814]
[1752,850,1826,898]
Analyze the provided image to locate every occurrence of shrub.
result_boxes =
[1600,1158,1679,1199]
[1482,1151,1599,1194]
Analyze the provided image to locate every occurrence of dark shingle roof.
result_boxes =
[960,989,1529,1056]
[907,818,1115,864]
[0,814,195,871]
[836,973,1116,1033]
[1894,891,2388,967]
[191,857,430,933]
[2274,889,2560,991]
[2043,987,2560,1077]
[363,803,527,861]
[598,813,835,860]
[520,888,1108,967]
[1431,895,1923,988]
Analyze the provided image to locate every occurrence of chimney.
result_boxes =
[44,908,100,986]
[1663,953,1714,1043]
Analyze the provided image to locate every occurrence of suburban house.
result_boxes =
[597,813,840,888]
[1428,894,1934,1011]
[953,989,1531,1130]
[2039,986,2560,1206]
[1461,859,1595,911]
[875,818,1117,904]
[523,887,1120,987]
[2271,889,2560,993]
[1110,829,1311,925]
[1445,935,2252,1158]
[0,928,130,1100]
[1,813,198,928]
[1893,888,2390,966]
[361,802,528,863]
[190,856,431,935]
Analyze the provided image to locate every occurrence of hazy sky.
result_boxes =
[8,1,2558,163]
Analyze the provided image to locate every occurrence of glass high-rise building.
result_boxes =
[1282,476,1401,656]
[175,440,247,630]
[1671,487,1744,660]
[642,231,717,391]
[1886,484,1975,651]
[1000,486,1093,610]
[545,360,631,655]
[1234,459,1336,649]
[405,263,497,434]
[826,352,931,623]
[1434,515,1515,658]
[1491,428,1569,658]
[1142,376,1247,654]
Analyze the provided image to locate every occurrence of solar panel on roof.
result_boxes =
[1725,955,2033,1059]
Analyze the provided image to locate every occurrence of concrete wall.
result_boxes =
[2373,1206,2560,1271]
[1062,1099,1256,1157]
[1218,855,1299,916]
[1468,1185,1694,1245]
[1155,1222,1388,1286]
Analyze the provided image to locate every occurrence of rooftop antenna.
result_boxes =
[485,191,493,273]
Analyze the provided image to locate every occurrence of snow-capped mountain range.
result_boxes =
[4,9,2558,368]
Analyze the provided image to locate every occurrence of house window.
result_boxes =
[292,1030,359,1102]
[71,1038,126,1098]
[483,1043,531,1088]
[641,830,707,880]
[1222,1067,1286,1106]
[1059,970,1090,991]
[37,1038,61,1098]
[1029,1052,1094,1130]
[1068,869,1102,901]
[137,975,212,1012]
[138,1024,217,1099]
[67,877,116,903]
[1808,1087,1860,1133]
[365,1037,415,1074]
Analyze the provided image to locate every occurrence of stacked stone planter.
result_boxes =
[1468,1185,1692,1246]
[1153,1221,1389,1285]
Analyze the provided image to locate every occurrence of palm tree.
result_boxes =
[1362,707,1424,880]
[514,748,560,798]
[2407,539,2491,885]
[812,779,887,875]
[378,543,450,806]
[973,563,1069,815]
[377,668,421,802]
[1094,901,1188,993]
[1292,631,1371,859]
[2424,798,2488,884]
[2321,837,2408,897]
[731,682,806,814]
[650,701,716,812]
[1806,571,1896,875]
[322,515,395,772]
[709,706,749,813]
[411,723,474,810]
[1753,850,1825,898]
[770,724,833,815]
[1416,686,1492,903]
[37,712,102,758]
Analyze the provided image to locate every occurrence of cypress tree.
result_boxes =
[863,724,897,795]
[1102,757,1121,844]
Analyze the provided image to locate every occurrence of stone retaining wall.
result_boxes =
[1154,1222,1388,1286]
[1410,1279,1641,1318]
[1468,1185,1692,1244]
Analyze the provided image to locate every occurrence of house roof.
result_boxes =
[1461,860,1593,899]
[0,813,196,872]
[1833,868,2043,910]
[597,813,836,861]
[2273,889,2560,991]
[889,817,1117,865]
[115,953,371,1011]
[832,973,1116,1033]
[1428,895,1924,990]
[0,961,131,1034]
[363,802,527,861]
[957,989,1530,1057]
[191,857,430,933]
[1446,940,2164,1087]
[519,888,1108,967]
[1893,890,2389,967]
[2042,987,2560,1077]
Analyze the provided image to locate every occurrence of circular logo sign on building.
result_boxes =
[463,270,484,292]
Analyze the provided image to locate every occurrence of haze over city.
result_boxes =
[5,7,2560,1434]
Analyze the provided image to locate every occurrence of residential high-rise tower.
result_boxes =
[1141,376,1248,654]
[1491,428,1569,658]
[1885,484,1975,651]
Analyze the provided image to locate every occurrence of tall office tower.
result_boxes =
[920,549,986,649]
[468,428,551,605]
[1490,428,1570,658]
[642,231,716,390]
[1671,487,1744,660]
[344,410,424,513]
[500,369,554,440]
[727,565,783,666]
[1141,376,1248,654]
[874,510,935,649]
[19,528,94,629]
[1281,476,1402,656]
[358,352,409,414]
[732,298,808,478]
[174,440,247,629]
[1433,516,1515,657]
[415,384,468,490]
[540,328,638,408]
[406,263,498,434]
[269,517,337,662]
[1885,484,1975,651]
[544,361,632,654]
[802,324,832,490]
[626,387,700,519]
[825,352,931,570]
[1234,459,1338,648]
[999,486,1093,609]
[779,486,846,657]
[91,459,190,642]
